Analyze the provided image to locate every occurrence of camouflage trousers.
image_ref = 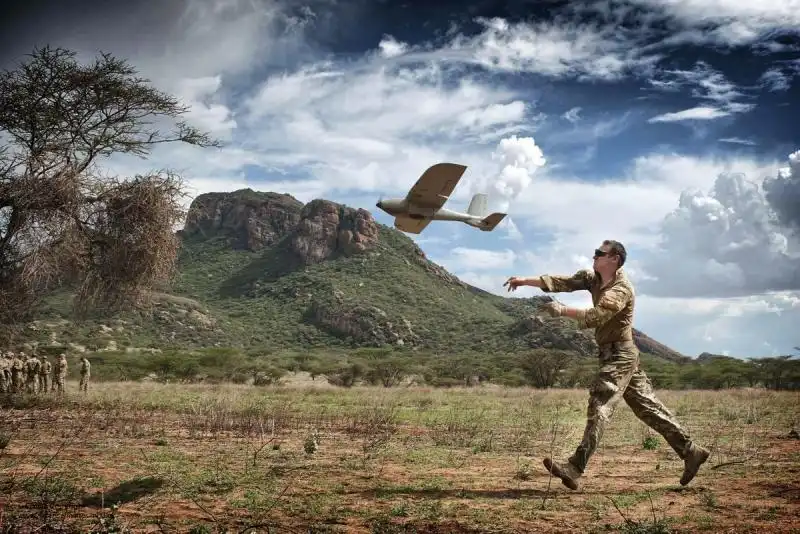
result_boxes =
[55,373,66,394]
[39,375,50,393]
[568,341,692,473]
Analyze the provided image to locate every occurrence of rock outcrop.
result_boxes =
[288,199,379,265]
[305,291,419,347]
[182,189,304,250]
[181,191,379,264]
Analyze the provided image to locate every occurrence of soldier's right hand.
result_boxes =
[503,276,526,292]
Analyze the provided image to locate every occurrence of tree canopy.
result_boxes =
[0,46,219,333]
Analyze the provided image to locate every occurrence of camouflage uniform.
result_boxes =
[23,354,34,393]
[0,353,9,393]
[539,267,708,488]
[12,353,24,393]
[79,357,91,393]
[39,358,52,394]
[55,353,68,394]
[30,356,42,394]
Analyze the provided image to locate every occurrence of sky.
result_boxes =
[2,0,799,358]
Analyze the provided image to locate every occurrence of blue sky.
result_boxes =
[2,0,799,358]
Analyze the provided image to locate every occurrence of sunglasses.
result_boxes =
[594,249,613,258]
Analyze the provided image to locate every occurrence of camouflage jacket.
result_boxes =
[540,267,635,347]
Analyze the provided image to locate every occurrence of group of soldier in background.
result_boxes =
[0,351,91,396]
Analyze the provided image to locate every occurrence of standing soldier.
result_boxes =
[30,355,42,394]
[504,240,710,490]
[39,356,52,394]
[55,353,68,395]
[79,356,91,393]
[12,352,24,393]
[0,352,9,393]
[24,353,37,393]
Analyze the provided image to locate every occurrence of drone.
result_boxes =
[375,163,506,234]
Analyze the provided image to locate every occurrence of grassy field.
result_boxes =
[1,381,798,533]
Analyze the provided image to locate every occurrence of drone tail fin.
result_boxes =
[467,193,488,217]
[478,212,506,232]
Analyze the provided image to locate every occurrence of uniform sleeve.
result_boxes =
[575,284,631,328]
[540,269,594,293]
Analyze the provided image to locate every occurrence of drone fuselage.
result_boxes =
[376,198,482,223]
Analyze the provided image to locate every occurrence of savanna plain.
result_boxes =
[1,379,798,534]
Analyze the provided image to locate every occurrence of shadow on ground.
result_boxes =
[81,476,164,507]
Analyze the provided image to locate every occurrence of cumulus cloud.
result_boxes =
[485,136,547,208]
[763,150,800,231]
[378,35,408,58]
[638,151,800,298]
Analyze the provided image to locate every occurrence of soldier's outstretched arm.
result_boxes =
[545,283,632,328]
[505,269,594,293]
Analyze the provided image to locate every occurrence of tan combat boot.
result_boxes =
[543,457,581,490]
[680,443,710,486]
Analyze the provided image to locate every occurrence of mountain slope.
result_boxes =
[27,189,688,363]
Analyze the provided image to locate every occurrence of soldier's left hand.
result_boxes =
[537,301,566,318]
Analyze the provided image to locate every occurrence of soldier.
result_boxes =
[39,356,52,394]
[55,353,68,395]
[11,352,24,393]
[23,353,34,393]
[0,352,8,393]
[504,239,710,490]
[79,356,91,393]
[30,355,42,394]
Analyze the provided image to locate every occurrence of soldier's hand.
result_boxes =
[503,276,527,292]
[537,301,566,318]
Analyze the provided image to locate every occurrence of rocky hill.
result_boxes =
[27,188,689,364]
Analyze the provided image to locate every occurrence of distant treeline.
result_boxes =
[76,347,800,391]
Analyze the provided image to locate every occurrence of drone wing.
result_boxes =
[406,163,467,210]
[394,216,432,234]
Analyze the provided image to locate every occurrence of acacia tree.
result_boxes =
[0,46,219,333]
[520,349,575,388]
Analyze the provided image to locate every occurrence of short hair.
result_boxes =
[602,239,626,267]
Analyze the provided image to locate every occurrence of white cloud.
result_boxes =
[499,217,523,242]
[174,76,237,138]
[638,151,800,298]
[621,0,800,48]
[400,16,661,81]
[719,137,757,146]
[763,150,800,231]
[562,107,582,123]
[441,247,517,271]
[758,67,792,91]
[484,136,547,209]
[645,61,755,122]
[648,106,730,123]
[378,35,408,58]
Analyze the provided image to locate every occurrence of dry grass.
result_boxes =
[1,382,798,533]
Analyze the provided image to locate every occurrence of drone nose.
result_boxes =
[376,201,382,208]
